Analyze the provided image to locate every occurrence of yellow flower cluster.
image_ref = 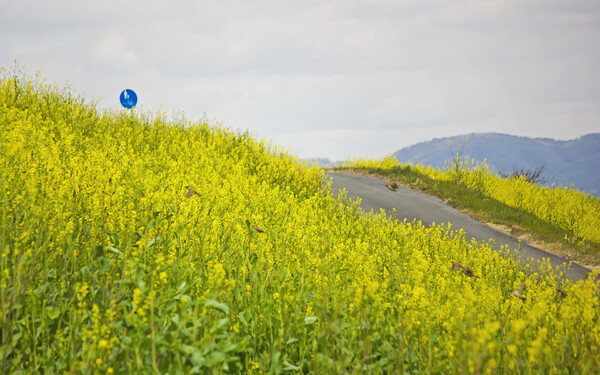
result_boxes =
[431,158,600,246]
[339,154,400,169]
[1,69,599,373]
[344,154,600,246]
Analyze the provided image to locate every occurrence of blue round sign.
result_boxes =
[120,89,138,109]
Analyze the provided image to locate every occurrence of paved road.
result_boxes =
[327,171,590,282]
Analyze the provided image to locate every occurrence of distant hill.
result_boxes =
[301,157,339,168]
[392,133,600,194]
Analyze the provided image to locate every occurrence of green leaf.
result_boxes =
[270,351,282,372]
[283,361,301,371]
[304,316,318,325]
[145,236,161,250]
[206,351,226,367]
[46,269,56,279]
[80,266,91,279]
[214,318,230,332]
[180,344,198,354]
[46,307,60,320]
[204,299,229,315]
[222,342,239,353]
[174,294,191,302]
[107,232,119,246]
[285,338,299,345]
[181,345,205,367]
[238,311,249,326]
[11,332,22,346]
[107,246,124,260]
[34,283,48,297]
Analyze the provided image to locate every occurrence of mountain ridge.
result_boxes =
[305,133,600,194]
[392,132,600,194]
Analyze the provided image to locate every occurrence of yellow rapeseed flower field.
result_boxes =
[345,155,600,247]
[1,70,599,374]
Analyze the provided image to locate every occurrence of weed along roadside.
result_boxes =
[327,171,591,282]
[2,70,600,373]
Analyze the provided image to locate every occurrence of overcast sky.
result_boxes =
[2,0,599,160]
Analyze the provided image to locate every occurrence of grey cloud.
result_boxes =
[1,0,599,159]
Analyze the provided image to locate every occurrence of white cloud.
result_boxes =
[92,34,138,66]
[1,0,599,160]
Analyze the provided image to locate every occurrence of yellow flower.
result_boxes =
[159,271,168,284]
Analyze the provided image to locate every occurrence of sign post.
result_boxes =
[119,89,138,109]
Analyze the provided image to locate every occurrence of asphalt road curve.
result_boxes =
[326,171,590,282]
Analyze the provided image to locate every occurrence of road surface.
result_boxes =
[327,171,590,282]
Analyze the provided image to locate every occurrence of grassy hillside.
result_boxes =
[1,71,599,374]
